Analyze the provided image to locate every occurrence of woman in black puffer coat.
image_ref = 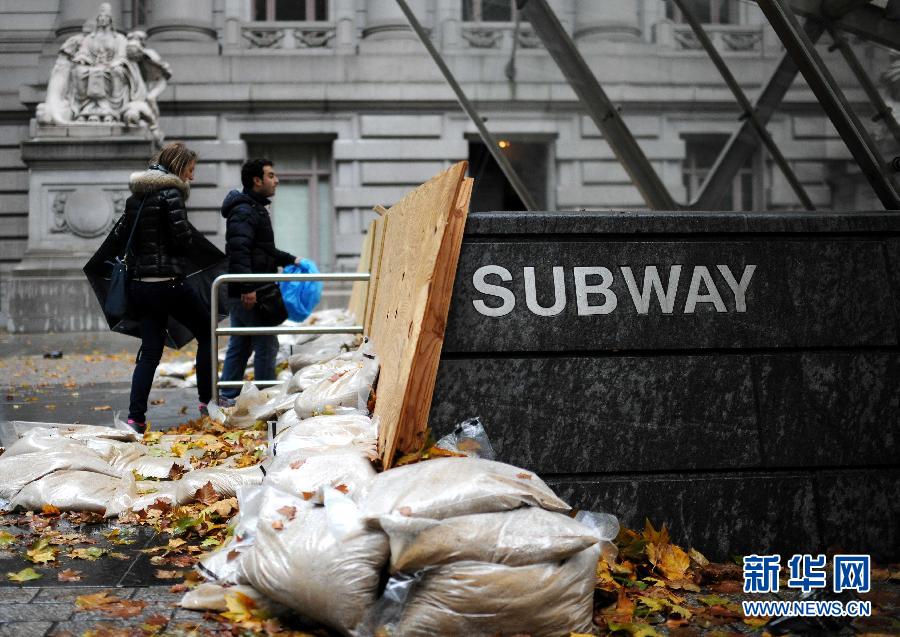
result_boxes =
[122,142,213,432]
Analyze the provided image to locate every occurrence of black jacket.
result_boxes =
[221,188,296,296]
[124,166,192,278]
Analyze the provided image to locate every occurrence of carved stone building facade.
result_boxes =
[0,0,895,331]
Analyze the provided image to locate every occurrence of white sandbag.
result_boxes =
[264,451,375,503]
[123,455,183,480]
[392,545,600,637]
[129,480,181,511]
[175,465,265,502]
[179,583,283,613]
[285,351,356,394]
[293,352,378,419]
[241,488,389,636]
[360,457,570,525]
[271,413,378,460]
[0,448,120,500]
[2,424,137,457]
[10,470,129,514]
[197,485,307,584]
[381,507,599,572]
[155,360,195,378]
[104,472,140,518]
[287,333,358,372]
[249,391,298,423]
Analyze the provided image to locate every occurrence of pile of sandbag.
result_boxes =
[0,423,142,515]
[192,443,615,636]
[0,419,268,515]
[356,456,612,637]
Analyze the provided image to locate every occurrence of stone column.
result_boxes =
[147,0,216,41]
[56,0,123,38]
[435,0,460,49]
[334,0,357,52]
[574,0,640,42]
[363,0,431,41]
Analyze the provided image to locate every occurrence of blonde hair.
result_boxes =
[152,142,198,180]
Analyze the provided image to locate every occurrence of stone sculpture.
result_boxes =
[36,3,171,142]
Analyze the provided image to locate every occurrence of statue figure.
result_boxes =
[36,3,171,141]
[120,31,172,142]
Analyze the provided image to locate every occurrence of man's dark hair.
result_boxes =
[241,158,273,191]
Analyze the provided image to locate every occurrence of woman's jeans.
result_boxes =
[128,279,212,422]
[218,298,279,400]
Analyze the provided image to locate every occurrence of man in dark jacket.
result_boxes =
[219,158,300,400]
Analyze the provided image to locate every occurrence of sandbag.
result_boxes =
[249,391,298,423]
[264,450,375,503]
[0,449,120,500]
[10,470,130,514]
[288,333,358,372]
[380,507,599,572]
[393,545,600,637]
[241,488,389,636]
[271,413,378,460]
[293,355,378,419]
[360,457,570,525]
[197,485,312,584]
[179,583,283,613]
[175,465,265,502]
[285,351,355,394]
[2,424,137,457]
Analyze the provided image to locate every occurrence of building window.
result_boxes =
[682,134,758,210]
[253,0,328,21]
[245,141,334,271]
[462,0,516,22]
[666,0,737,24]
[131,0,148,28]
[468,140,550,212]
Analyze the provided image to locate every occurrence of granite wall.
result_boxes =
[429,210,900,561]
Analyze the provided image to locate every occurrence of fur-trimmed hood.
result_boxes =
[129,167,190,200]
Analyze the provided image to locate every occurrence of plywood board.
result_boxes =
[347,219,375,323]
[364,215,387,335]
[371,162,470,466]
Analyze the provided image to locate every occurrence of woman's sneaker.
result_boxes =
[126,418,147,435]
[199,403,209,417]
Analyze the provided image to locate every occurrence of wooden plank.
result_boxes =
[347,218,375,322]
[371,162,470,466]
[364,214,387,335]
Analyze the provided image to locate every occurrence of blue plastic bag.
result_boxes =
[279,259,323,322]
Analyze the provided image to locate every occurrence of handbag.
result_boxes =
[104,195,148,320]
[254,282,288,326]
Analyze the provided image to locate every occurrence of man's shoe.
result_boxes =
[126,418,147,435]
[218,397,236,408]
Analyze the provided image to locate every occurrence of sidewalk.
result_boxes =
[1,331,201,433]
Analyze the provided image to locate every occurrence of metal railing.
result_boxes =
[210,272,369,401]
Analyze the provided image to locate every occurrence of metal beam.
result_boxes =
[516,0,677,210]
[696,20,824,210]
[394,0,539,211]
[756,0,900,209]
[780,0,900,50]
[826,23,900,148]
[673,0,815,210]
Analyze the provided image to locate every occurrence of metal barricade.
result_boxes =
[210,272,369,401]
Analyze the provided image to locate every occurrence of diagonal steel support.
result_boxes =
[516,0,677,210]
[673,0,815,210]
[696,20,824,210]
[825,23,900,148]
[394,0,539,211]
[756,0,900,209]
[780,0,900,51]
